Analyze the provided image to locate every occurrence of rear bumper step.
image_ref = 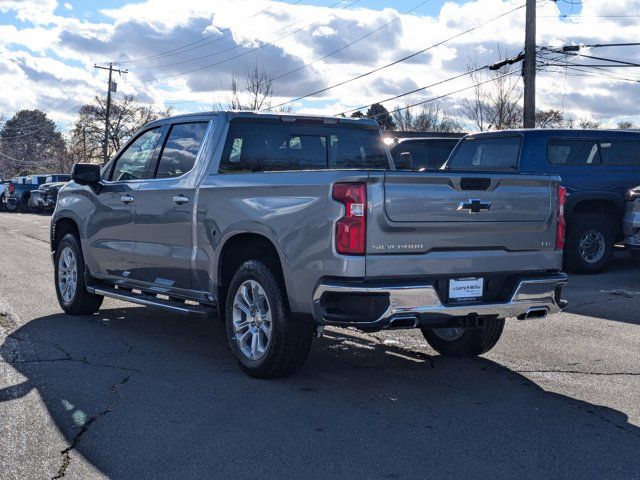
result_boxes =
[87,285,216,318]
[312,273,567,331]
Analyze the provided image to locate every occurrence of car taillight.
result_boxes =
[9,184,15,194]
[332,182,366,255]
[556,186,567,250]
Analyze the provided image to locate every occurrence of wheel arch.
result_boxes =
[565,192,624,218]
[216,232,290,313]
[51,216,81,253]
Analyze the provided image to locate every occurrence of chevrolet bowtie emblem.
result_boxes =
[458,199,492,213]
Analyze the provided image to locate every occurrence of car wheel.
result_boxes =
[421,318,505,357]
[54,233,103,315]
[225,260,314,379]
[4,202,17,212]
[564,214,615,274]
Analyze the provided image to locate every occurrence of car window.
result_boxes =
[446,136,520,171]
[219,120,388,172]
[392,142,426,170]
[547,139,601,165]
[599,140,640,166]
[111,128,162,181]
[155,122,208,179]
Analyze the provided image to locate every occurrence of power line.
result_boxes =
[338,67,487,116]
[369,70,520,119]
[142,0,363,82]
[116,2,294,65]
[267,3,526,111]
[127,0,319,70]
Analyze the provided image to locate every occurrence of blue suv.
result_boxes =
[445,129,640,273]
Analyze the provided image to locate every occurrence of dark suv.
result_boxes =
[445,129,640,273]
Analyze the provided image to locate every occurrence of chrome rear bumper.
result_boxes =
[312,273,567,331]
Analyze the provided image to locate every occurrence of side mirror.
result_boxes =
[72,163,101,185]
[395,152,414,170]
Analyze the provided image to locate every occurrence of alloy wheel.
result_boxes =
[232,280,273,361]
[58,246,78,304]
[579,230,605,264]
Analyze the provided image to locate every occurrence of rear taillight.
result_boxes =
[332,182,366,255]
[9,184,15,194]
[555,186,567,250]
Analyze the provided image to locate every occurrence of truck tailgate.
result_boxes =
[366,171,563,278]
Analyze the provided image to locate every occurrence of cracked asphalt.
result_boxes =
[1,211,639,480]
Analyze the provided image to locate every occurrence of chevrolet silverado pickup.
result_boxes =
[51,112,567,378]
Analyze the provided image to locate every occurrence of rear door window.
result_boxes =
[219,120,388,172]
[446,136,521,171]
[547,139,601,165]
[154,122,208,179]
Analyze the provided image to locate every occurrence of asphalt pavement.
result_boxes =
[0,211,639,480]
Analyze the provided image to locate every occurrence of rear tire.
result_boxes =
[54,233,103,315]
[225,260,314,379]
[564,214,615,274]
[421,318,505,357]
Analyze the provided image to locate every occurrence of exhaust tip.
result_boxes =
[388,316,418,329]
[519,307,548,320]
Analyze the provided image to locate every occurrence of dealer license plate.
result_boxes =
[449,277,484,301]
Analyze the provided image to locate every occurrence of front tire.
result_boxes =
[421,318,505,357]
[54,233,103,315]
[225,260,314,379]
[564,214,615,274]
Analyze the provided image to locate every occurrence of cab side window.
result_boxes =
[547,139,601,165]
[110,128,162,181]
[154,122,208,179]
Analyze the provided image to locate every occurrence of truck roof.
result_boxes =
[464,129,640,140]
[144,110,380,130]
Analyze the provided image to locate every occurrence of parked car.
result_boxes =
[4,174,70,212]
[623,186,640,252]
[29,180,69,212]
[390,136,464,171]
[444,129,640,273]
[0,180,5,211]
[2,176,27,212]
[51,112,567,378]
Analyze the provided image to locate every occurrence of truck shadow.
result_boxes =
[564,251,640,326]
[1,307,639,479]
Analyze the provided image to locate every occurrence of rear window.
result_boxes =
[392,139,459,171]
[446,136,520,171]
[219,120,389,173]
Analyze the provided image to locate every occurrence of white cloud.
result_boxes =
[64,3,73,10]
[0,0,638,129]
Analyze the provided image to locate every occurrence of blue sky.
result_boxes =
[0,0,638,131]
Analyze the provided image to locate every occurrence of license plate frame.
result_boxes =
[448,277,484,302]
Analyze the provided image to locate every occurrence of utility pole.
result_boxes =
[94,63,127,164]
[523,0,536,128]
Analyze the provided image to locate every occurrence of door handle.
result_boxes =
[120,195,134,204]
[172,195,189,205]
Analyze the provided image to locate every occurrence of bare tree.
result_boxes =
[618,121,636,129]
[460,51,523,131]
[392,103,462,132]
[535,109,565,128]
[68,95,172,163]
[227,65,275,111]
[578,118,601,129]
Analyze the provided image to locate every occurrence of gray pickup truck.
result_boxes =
[51,111,567,378]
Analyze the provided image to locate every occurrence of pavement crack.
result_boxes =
[51,375,132,479]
